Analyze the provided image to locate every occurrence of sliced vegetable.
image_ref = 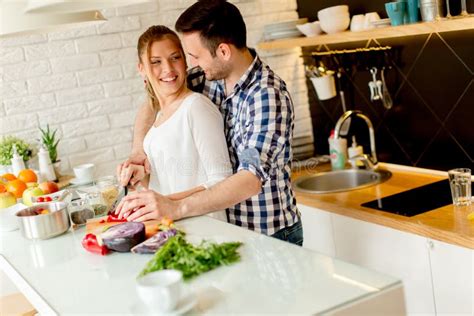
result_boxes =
[101,222,145,252]
[138,234,242,280]
[131,228,178,254]
[81,233,109,255]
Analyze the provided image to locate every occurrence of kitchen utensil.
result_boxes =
[16,202,70,240]
[86,216,161,239]
[420,0,439,21]
[318,5,350,34]
[406,0,420,22]
[448,168,472,206]
[381,67,393,109]
[73,163,95,184]
[364,12,381,30]
[110,184,128,212]
[350,14,365,32]
[461,0,468,16]
[369,68,381,101]
[311,73,337,100]
[386,1,407,25]
[296,21,322,37]
[445,0,452,18]
[136,270,184,312]
[336,70,347,112]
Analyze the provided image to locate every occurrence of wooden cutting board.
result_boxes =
[85,216,161,238]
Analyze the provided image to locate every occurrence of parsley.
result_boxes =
[138,234,242,280]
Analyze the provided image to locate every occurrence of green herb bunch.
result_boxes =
[39,124,60,163]
[139,233,242,280]
[0,136,34,165]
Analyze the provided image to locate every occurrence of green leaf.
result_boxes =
[138,234,242,280]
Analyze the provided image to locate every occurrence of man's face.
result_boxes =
[182,32,230,81]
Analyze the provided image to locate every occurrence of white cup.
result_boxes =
[73,163,95,184]
[311,74,337,100]
[350,14,365,32]
[364,12,381,30]
[136,270,183,312]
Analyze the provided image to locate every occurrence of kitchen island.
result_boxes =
[1,216,404,315]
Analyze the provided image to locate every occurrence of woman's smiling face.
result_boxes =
[139,37,187,99]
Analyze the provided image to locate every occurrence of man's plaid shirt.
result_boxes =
[188,50,300,235]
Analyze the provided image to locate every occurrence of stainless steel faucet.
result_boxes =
[334,110,379,170]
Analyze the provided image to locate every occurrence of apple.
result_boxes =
[38,181,59,195]
[22,187,44,206]
[0,192,16,209]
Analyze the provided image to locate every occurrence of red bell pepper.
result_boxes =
[81,233,109,255]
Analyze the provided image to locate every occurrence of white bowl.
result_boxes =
[319,14,350,34]
[318,5,349,19]
[0,203,27,232]
[296,21,322,37]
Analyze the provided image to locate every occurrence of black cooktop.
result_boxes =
[361,179,459,217]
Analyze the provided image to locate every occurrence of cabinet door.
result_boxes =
[429,239,473,316]
[331,213,435,315]
[297,204,336,257]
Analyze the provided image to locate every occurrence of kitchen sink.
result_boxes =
[293,169,392,194]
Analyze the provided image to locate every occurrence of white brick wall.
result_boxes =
[0,0,312,177]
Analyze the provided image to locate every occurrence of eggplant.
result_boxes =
[100,222,146,252]
[131,228,177,254]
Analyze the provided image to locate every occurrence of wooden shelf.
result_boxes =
[258,16,474,50]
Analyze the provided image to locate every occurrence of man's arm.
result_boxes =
[118,170,261,222]
[176,170,261,218]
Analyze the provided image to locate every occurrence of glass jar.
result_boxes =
[95,175,119,213]
[69,199,95,227]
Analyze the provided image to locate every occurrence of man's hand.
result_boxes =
[116,152,150,186]
[114,189,181,222]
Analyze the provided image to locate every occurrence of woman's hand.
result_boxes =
[116,163,146,187]
[114,189,181,222]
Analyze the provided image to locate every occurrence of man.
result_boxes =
[118,0,302,245]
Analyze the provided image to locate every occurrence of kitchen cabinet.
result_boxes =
[331,213,435,315]
[298,204,336,256]
[428,239,473,316]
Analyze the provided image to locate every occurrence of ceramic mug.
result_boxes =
[350,14,365,32]
[136,270,183,312]
[406,0,420,23]
[385,1,407,26]
[73,163,95,184]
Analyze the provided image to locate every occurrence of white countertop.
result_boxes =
[0,216,402,315]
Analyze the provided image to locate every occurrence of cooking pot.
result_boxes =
[16,202,70,240]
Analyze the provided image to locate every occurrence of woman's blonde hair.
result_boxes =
[137,25,186,112]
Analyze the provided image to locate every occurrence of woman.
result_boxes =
[115,25,232,222]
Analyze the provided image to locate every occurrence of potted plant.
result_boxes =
[0,136,35,173]
[38,124,61,176]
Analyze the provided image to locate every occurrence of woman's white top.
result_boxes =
[143,92,232,197]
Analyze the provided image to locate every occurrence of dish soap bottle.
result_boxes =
[328,130,347,170]
[348,136,364,168]
[11,144,26,176]
[38,144,57,182]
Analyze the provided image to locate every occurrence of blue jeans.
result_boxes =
[271,219,303,246]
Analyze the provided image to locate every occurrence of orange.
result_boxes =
[6,179,27,198]
[1,173,16,181]
[18,169,38,183]
[0,183,6,193]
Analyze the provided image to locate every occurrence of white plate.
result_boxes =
[131,285,197,316]
[69,177,94,186]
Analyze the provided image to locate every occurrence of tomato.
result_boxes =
[44,196,52,202]
[37,196,45,202]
